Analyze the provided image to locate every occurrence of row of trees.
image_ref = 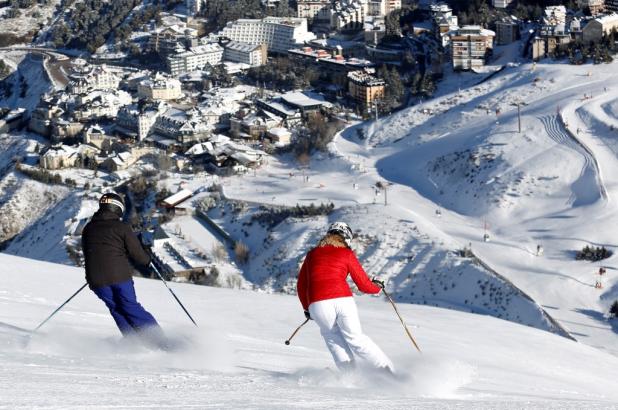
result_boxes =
[246,56,321,91]
[16,163,78,187]
[251,202,335,228]
[293,113,342,158]
[203,0,293,33]
[575,245,612,262]
[50,0,143,52]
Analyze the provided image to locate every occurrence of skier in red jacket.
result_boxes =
[297,222,394,374]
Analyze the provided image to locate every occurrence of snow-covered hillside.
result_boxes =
[210,60,618,357]
[0,51,53,111]
[1,253,618,409]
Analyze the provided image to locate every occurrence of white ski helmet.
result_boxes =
[327,221,353,246]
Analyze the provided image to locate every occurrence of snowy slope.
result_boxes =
[213,61,618,357]
[0,171,69,246]
[0,51,53,111]
[1,253,618,409]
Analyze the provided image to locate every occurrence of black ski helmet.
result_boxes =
[327,221,353,247]
[99,192,125,217]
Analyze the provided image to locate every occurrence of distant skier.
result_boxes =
[82,192,165,346]
[296,222,394,374]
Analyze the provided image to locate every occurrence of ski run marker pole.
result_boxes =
[382,288,422,353]
[150,262,198,327]
[32,283,88,333]
[285,318,309,345]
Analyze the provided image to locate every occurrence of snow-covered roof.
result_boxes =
[224,41,262,53]
[281,91,333,109]
[162,189,194,208]
[268,127,291,136]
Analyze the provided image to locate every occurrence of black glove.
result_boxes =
[304,310,311,320]
[372,277,385,289]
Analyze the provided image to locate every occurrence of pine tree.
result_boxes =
[610,301,618,319]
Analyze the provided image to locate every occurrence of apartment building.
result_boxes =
[137,74,183,100]
[544,5,567,25]
[583,13,618,43]
[297,0,332,24]
[73,90,132,121]
[68,64,121,94]
[332,0,366,31]
[116,103,167,141]
[149,25,198,56]
[223,41,268,66]
[347,70,385,112]
[167,43,224,76]
[449,26,495,70]
[385,0,401,14]
[213,17,315,54]
[496,20,519,45]
[152,108,210,144]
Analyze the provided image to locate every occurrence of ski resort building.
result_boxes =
[151,107,210,145]
[72,90,133,121]
[67,65,121,95]
[162,189,194,209]
[166,44,224,76]
[223,41,268,66]
[582,13,618,43]
[492,0,515,8]
[580,0,606,15]
[40,144,98,170]
[212,17,316,54]
[347,70,385,113]
[331,0,366,32]
[449,26,495,70]
[149,25,198,57]
[297,0,332,24]
[430,3,458,38]
[531,23,572,60]
[495,19,519,45]
[116,103,167,141]
[137,74,183,101]
[543,6,567,26]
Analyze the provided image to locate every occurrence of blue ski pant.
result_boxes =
[91,280,159,336]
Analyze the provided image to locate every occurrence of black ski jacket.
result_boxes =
[82,210,151,288]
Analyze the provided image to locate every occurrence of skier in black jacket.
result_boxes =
[82,192,162,339]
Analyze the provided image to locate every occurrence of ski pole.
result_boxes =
[32,283,88,333]
[150,262,198,327]
[382,288,422,353]
[285,318,309,345]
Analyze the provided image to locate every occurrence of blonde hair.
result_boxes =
[317,233,348,248]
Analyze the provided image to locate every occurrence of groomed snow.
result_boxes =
[1,253,618,409]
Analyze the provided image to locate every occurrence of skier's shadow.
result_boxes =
[0,321,31,334]
[574,309,618,334]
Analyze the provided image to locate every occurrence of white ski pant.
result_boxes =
[309,297,394,371]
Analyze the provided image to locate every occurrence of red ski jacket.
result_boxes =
[296,237,381,310]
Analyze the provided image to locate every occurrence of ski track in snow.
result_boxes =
[539,115,601,207]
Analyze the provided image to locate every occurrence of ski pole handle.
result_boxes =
[285,318,309,345]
